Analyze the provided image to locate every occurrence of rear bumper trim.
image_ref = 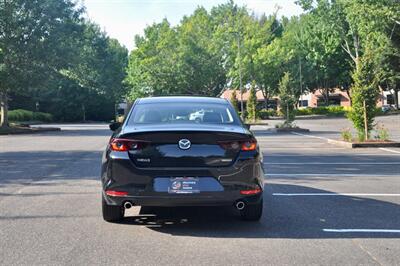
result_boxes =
[103,193,263,207]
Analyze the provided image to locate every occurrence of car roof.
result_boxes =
[137,96,229,104]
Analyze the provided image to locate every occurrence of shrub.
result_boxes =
[341,128,352,142]
[8,109,53,122]
[246,84,258,122]
[33,112,53,122]
[278,72,296,125]
[295,108,313,116]
[259,109,276,119]
[374,107,384,116]
[295,106,346,116]
[375,124,389,141]
[357,131,366,142]
[230,89,239,113]
[8,109,33,121]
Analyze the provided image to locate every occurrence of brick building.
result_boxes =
[220,88,399,110]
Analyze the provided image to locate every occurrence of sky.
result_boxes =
[83,0,304,51]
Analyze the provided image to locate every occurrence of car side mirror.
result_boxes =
[244,123,251,130]
[109,122,122,131]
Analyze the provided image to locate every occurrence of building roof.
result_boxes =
[220,89,267,101]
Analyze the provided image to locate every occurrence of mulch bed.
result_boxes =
[328,138,400,148]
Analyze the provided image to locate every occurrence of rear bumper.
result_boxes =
[103,191,263,207]
[101,150,265,207]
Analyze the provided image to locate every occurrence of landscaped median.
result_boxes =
[327,138,400,148]
[0,109,60,135]
[332,124,400,148]
[0,125,61,135]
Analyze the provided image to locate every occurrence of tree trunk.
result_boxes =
[262,89,269,110]
[343,87,352,106]
[0,92,9,128]
[82,104,86,122]
[325,88,330,106]
[363,100,368,141]
[394,88,399,110]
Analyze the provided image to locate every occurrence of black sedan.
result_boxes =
[101,96,264,222]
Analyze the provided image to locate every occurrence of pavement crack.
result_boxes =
[351,239,384,266]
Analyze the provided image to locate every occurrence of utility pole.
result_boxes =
[237,34,244,120]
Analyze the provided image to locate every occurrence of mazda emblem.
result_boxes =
[178,139,191,150]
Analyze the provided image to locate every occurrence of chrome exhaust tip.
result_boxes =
[124,201,133,209]
[235,201,245,211]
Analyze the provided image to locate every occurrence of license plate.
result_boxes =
[168,177,200,194]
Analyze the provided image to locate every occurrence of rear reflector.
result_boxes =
[105,190,128,197]
[240,188,262,195]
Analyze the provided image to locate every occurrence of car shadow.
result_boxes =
[120,184,400,239]
[0,150,103,187]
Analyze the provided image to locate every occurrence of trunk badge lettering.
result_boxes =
[178,139,191,150]
[137,158,151,163]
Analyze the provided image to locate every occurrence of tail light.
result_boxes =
[240,188,262,195]
[218,139,257,151]
[105,190,128,197]
[240,140,257,151]
[109,138,148,152]
[218,141,241,150]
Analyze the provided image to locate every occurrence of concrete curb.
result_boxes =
[269,128,310,133]
[328,139,400,148]
[291,132,400,149]
[248,123,269,126]
[0,127,61,135]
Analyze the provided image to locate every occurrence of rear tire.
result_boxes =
[240,200,263,221]
[102,198,124,222]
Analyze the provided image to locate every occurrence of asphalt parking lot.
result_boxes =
[0,119,399,265]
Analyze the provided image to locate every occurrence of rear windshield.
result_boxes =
[128,102,240,125]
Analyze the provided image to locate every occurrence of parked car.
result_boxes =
[189,109,205,121]
[382,105,395,113]
[101,96,264,222]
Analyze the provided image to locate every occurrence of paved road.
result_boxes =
[1,123,399,265]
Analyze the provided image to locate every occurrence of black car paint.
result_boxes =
[101,97,264,208]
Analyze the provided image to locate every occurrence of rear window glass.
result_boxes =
[128,102,240,125]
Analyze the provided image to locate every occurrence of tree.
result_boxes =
[278,72,296,125]
[177,7,226,96]
[125,8,227,99]
[125,19,180,98]
[247,83,258,122]
[230,89,239,113]
[297,0,400,130]
[38,20,128,122]
[348,54,379,141]
[0,0,84,127]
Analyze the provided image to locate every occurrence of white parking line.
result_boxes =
[265,154,400,156]
[380,148,400,154]
[323,229,400,233]
[265,173,399,177]
[290,132,328,140]
[273,193,400,197]
[264,147,345,150]
[264,162,400,165]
